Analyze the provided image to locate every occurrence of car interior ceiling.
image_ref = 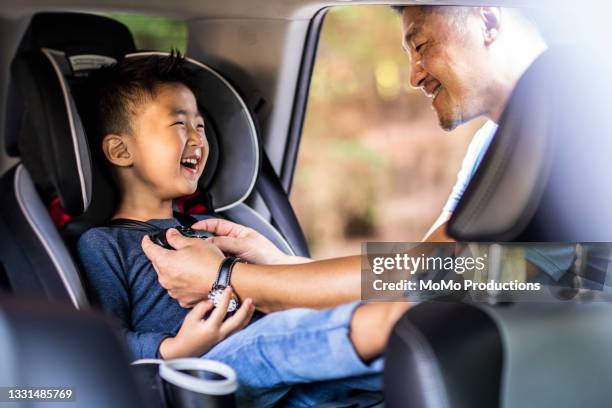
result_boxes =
[1,3,612,408]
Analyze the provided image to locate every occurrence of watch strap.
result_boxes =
[214,256,242,288]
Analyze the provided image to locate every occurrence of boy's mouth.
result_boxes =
[180,149,203,174]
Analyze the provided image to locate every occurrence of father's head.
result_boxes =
[394,6,547,130]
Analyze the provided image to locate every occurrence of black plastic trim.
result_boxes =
[280,7,328,192]
[256,151,311,257]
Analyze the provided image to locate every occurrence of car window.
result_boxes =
[291,6,484,258]
[109,13,187,53]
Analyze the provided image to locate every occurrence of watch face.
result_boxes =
[208,286,239,313]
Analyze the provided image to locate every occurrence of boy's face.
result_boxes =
[125,83,208,200]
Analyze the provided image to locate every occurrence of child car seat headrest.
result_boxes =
[6,12,136,216]
[448,48,612,242]
[5,12,135,157]
[8,12,261,223]
[125,52,261,213]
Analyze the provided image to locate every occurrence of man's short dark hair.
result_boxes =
[82,51,196,143]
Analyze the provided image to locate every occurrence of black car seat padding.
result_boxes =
[384,301,612,408]
[448,47,612,242]
[0,296,147,407]
[384,302,503,408]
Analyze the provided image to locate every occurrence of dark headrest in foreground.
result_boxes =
[448,48,612,242]
[384,301,612,408]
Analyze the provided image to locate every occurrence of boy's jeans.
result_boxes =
[204,301,384,407]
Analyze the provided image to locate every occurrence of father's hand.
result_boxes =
[192,219,305,265]
[142,229,224,308]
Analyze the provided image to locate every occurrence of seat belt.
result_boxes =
[256,151,310,257]
[104,212,198,232]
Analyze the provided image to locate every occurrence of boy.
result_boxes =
[77,53,409,407]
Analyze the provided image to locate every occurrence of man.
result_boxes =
[142,6,548,312]
[406,6,547,241]
[403,7,579,284]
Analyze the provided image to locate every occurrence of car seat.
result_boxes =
[384,49,612,407]
[0,12,297,309]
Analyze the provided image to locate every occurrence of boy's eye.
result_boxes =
[172,121,186,126]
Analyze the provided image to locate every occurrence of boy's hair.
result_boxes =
[81,51,197,145]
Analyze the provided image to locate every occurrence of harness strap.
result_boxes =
[104,211,198,232]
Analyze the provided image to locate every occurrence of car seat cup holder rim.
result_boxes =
[159,358,238,396]
[131,358,238,408]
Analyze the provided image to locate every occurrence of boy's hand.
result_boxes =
[192,219,310,265]
[159,288,254,359]
[142,228,224,307]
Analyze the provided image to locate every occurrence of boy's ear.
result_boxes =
[102,134,133,167]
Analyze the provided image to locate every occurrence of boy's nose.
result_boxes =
[187,127,205,146]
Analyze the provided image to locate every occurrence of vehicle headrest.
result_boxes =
[5,12,135,157]
[6,12,136,216]
[448,48,612,241]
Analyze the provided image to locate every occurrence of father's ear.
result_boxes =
[479,7,502,46]
[102,134,133,167]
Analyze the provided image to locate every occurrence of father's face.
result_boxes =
[401,7,489,130]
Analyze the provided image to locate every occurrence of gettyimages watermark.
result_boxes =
[361,242,612,303]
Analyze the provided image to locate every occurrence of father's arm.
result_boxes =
[232,256,360,312]
[142,230,361,313]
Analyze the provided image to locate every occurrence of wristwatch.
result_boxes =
[208,256,243,312]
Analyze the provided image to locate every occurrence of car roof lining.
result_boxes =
[0,1,550,21]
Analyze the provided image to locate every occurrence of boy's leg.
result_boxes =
[203,300,410,407]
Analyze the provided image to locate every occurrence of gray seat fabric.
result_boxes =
[12,165,89,308]
[0,165,89,309]
[221,203,295,256]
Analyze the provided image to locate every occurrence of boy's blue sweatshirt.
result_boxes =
[77,218,195,359]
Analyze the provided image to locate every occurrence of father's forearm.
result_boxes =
[231,255,361,313]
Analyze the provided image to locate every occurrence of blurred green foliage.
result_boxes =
[309,6,414,103]
[109,13,187,53]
